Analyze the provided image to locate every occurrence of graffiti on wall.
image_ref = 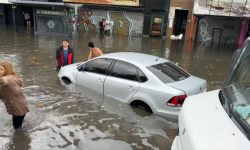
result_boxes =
[197,18,238,47]
[69,8,143,36]
[77,8,98,32]
[198,19,212,43]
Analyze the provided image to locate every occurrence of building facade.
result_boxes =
[193,0,250,48]
[66,0,170,37]
[0,0,171,37]
[167,0,196,40]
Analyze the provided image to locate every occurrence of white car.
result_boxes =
[58,52,207,119]
[172,39,250,149]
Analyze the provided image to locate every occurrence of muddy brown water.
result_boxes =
[0,27,235,150]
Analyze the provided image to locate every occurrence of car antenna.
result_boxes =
[155,57,160,61]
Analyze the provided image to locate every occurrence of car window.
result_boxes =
[147,62,189,83]
[223,40,250,136]
[110,60,139,81]
[77,63,86,71]
[83,58,113,75]
[138,69,148,82]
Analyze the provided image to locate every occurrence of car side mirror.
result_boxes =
[77,66,85,72]
[139,76,148,82]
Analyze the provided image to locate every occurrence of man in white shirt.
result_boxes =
[103,19,111,36]
[23,12,31,28]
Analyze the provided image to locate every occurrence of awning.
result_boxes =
[0,0,12,4]
[9,0,74,8]
[193,0,250,17]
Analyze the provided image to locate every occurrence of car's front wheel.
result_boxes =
[61,77,72,85]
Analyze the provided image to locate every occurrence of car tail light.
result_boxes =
[167,95,187,107]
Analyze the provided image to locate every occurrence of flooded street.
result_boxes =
[0,27,235,150]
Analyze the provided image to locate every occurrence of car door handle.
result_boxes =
[128,85,136,91]
[98,78,104,83]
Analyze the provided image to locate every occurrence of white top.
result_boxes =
[104,20,111,31]
[24,13,31,20]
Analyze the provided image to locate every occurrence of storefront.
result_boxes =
[64,0,170,37]
[3,0,73,35]
[35,9,69,35]
[144,0,169,37]
[193,0,250,48]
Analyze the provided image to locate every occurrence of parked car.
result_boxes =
[58,52,207,119]
[172,39,250,149]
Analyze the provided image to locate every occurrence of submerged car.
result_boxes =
[172,39,250,149]
[58,52,206,119]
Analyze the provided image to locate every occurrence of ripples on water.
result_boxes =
[0,84,176,150]
[0,52,176,150]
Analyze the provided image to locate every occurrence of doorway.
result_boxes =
[21,6,33,28]
[150,15,164,37]
[173,9,188,37]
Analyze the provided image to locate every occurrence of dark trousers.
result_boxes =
[12,115,25,129]
[104,30,110,36]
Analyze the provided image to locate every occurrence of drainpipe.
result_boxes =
[12,4,16,32]
[74,4,78,32]
[189,15,195,41]
[237,17,249,48]
[65,8,68,35]
[33,8,37,34]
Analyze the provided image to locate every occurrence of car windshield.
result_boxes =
[223,39,250,135]
[147,62,189,83]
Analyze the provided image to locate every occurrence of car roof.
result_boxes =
[99,52,168,67]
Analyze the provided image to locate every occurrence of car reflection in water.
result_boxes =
[63,82,179,141]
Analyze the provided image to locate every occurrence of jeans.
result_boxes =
[12,115,25,129]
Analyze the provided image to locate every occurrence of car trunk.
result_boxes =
[167,76,206,96]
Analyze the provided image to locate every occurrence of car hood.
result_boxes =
[178,90,250,150]
[58,63,81,74]
[167,76,206,96]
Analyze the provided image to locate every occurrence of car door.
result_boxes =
[104,60,140,103]
[76,58,113,95]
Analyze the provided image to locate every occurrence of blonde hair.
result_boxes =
[0,62,16,76]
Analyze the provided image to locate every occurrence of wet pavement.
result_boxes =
[0,27,235,150]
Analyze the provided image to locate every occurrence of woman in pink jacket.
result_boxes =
[0,62,30,129]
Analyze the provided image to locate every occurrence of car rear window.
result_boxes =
[147,62,190,83]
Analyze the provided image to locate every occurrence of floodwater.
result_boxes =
[0,27,235,150]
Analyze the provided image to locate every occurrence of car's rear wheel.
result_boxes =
[130,100,153,115]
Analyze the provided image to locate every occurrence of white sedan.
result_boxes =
[58,52,207,119]
[172,39,250,149]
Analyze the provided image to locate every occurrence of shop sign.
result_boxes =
[36,10,65,16]
[63,0,139,6]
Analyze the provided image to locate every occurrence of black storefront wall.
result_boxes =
[143,0,169,37]
[0,4,14,26]
[0,5,6,25]
[1,0,73,35]
[35,9,67,34]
